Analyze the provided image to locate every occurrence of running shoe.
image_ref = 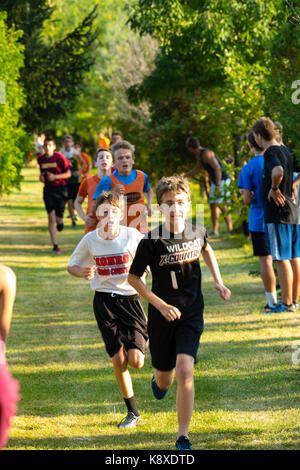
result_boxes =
[175,435,192,450]
[151,376,169,400]
[263,303,277,312]
[263,302,296,314]
[72,220,77,227]
[293,302,299,310]
[117,412,141,429]
[52,246,61,255]
[208,231,219,237]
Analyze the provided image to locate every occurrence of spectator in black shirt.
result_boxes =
[252,117,300,313]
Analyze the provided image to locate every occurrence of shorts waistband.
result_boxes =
[94,291,139,300]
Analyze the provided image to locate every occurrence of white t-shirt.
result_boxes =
[68,226,144,295]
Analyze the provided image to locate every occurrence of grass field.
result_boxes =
[0,167,299,450]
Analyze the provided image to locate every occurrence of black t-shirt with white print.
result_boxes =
[129,222,208,316]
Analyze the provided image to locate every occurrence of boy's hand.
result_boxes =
[46,172,57,182]
[159,304,181,321]
[215,283,231,301]
[85,213,96,227]
[113,184,126,195]
[80,265,96,280]
[267,188,286,207]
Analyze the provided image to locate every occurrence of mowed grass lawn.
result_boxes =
[0,167,299,450]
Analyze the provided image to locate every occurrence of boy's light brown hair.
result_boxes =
[251,117,277,142]
[156,176,191,205]
[111,140,135,159]
[95,191,123,212]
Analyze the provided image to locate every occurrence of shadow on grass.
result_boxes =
[6,422,300,450]
[8,342,300,420]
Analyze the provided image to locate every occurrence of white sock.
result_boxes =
[265,291,277,308]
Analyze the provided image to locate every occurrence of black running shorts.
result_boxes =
[93,291,148,358]
[43,185,68,218]
[250,230,270,257]
[67,182,80,202]
[147,299,204,372]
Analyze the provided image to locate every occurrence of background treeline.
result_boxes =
[0,0,300,195]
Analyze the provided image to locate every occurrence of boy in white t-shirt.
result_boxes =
[68,192,148,429]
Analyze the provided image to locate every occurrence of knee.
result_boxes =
[128,351,144,370]
[112,349,127,370]
[156,372,174,390]
[176,357,194,383]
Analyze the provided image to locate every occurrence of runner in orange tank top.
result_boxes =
[92,141,153,234]
[75,148,113,233]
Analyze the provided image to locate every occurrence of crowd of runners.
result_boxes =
[1,116,300,450]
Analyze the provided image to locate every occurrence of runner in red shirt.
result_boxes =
[38,136,71,253]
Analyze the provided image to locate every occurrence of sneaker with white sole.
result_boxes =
[117,412,141,429]
[263,302,296,314]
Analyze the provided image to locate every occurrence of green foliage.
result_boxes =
[0,0,99,133]
[49,1,158,157]
[264,13,300,161]
[0,12,30,195]
[126,0,300,221]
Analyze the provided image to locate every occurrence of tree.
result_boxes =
[48,1,158,159]
[126,0,298,179]
[0,12,30,195]
[0,0,99,133]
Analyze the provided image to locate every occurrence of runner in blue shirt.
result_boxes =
[238,131,277,312]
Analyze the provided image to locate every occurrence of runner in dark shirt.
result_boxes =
[38,136,71,254]
[128,175,231,450]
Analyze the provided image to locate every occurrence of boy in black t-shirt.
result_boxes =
[128,176,231,450]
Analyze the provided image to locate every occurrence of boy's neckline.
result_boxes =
[96,226,121,241]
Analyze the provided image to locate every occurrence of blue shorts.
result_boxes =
[265,223,300,261]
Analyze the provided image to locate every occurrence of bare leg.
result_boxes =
[154,368,174,391]
[111,346,133,399]
[219,205,233,232]
[275,260,293,305]
[290,258,300,303]
[48,210,57,246]
[127,348,144,370]
[260,255,276,292]
[67,200,76,222]
[176,354,194,438]
[210,203,219,233]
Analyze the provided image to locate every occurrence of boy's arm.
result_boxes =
[0,264,16,344]
[128,274,181,321]
[67,264,96,280]
[240,188,253,206]
[46,169,71,182]
[74,195,88,223]
[145,187,153,216]
[67,236,96,280]
[201,243,231,300]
